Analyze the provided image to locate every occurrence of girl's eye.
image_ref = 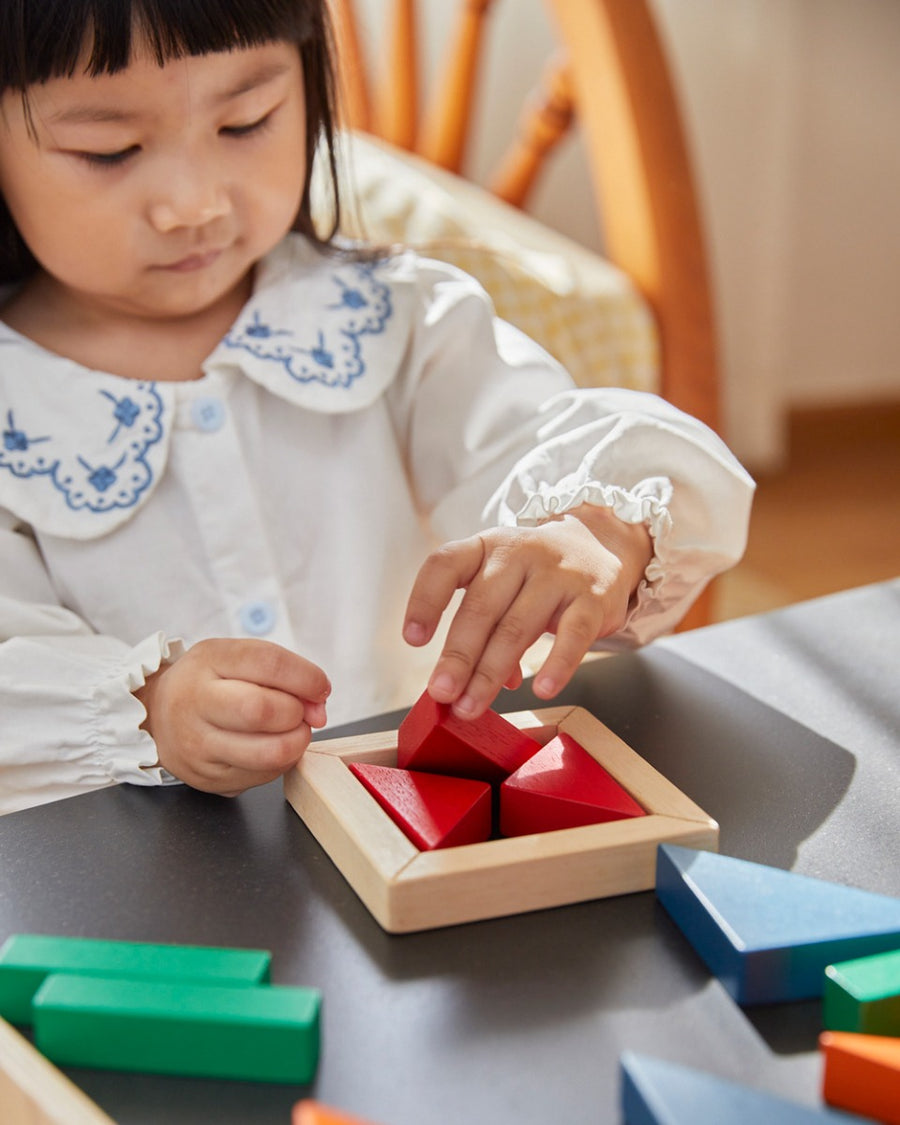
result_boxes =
[77,146,139,168]
[220,112,273,139]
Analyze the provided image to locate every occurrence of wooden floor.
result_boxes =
[713,402,900,623]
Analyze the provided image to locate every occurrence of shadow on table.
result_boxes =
[65,1066,304,1125]
[548,646,858,867]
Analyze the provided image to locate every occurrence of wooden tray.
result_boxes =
[284,706,718,933]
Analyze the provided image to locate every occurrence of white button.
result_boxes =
[191,397,226,432]
[240,600,277,636]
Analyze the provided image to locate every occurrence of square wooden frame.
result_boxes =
[284,706,718,933]
[0,1015,116,1125]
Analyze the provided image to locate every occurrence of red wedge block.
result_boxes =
[349,763,492,850]
[397,691,539,783]
[499,732,645,837]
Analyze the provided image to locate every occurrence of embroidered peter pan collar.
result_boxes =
[0,236,412,538]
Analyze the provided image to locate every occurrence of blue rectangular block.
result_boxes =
[655,845,900,1004]
[621,1052,869,1124]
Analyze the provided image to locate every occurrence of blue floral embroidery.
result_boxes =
[4,410,50,454]
[241,312,292,341]
[222,264,393,388]
[0,383,165,514]
[78,453,127,492]
[101,391,142,442]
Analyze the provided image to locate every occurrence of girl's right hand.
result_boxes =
[134,638,331,797]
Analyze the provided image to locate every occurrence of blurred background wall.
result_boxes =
[351,0,900,471]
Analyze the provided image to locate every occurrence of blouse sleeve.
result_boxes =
[0,510,179,815]
[392,259,755,645]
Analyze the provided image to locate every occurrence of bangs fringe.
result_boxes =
[0,0,343,281]
[0,0,313,91]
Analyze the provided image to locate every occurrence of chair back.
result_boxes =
[328,0,720,628]
[328,0,720,434]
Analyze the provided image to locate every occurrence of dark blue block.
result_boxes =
[621,1052,869,1124]
[655,844,900,1004]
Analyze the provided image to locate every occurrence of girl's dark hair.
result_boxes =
[0,0,343,284]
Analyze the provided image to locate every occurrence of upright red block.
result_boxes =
[349,763,492,850]
[396,691,539,783]
[499,732,645,837]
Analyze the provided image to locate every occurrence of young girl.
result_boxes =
[0,0,753,815]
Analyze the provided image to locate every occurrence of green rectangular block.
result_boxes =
[0,934,271,1026]
[33,973,321,1084]
[824,947,900,1035]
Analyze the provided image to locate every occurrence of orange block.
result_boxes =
[349,763,492,850]
[820,1030,900,1125]
[292,1100,383,1125]
[500,732,645,836]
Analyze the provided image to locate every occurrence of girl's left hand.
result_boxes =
[403,504,653,719]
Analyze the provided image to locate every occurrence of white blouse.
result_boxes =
[0,235,754,814]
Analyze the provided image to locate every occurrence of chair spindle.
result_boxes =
[488,54,575,209]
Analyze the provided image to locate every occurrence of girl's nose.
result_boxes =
[148,169,231,232]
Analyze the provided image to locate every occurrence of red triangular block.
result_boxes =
[499,732,645,837]
[349,763,492,850]
[397,691,539,783]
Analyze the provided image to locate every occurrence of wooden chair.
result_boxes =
[328,0,719,628]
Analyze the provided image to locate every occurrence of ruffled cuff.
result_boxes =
[0,631,186,815]
[513,476,676,645]
[110,632,186,786]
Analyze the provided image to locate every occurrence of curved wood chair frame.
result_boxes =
[329,0,718,627]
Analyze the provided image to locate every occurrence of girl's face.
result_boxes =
[0,38,307,325]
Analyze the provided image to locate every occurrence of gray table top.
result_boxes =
[1,579,898,1124]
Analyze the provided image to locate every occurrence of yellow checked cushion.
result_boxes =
[320,132,659,394]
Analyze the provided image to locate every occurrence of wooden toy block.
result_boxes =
[0,933,270,1026]
[292,1099,383,1125]
[348,763,492,850]
[284,706,719,932]
[499,731,646,836]
[0,1014,117,1125]
[620,1051,868,1123]
[820,1031,900,1125]
[396,690,539,782]
[33,973,321,1084]
[824,947,900,1035]
[655,844,900,1004]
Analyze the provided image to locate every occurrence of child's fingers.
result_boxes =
[402,537,486,646]
[531,597,607,699]
[216,728,313,777]
[429,583,556,717]
[146,641,331,795]
[203,638,331,703]
[185,727,315,794]
[202,679,308,735]
[504,665,525,691]
[303,699,328,729]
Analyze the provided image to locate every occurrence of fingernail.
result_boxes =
[404,621,428,645]
[428,673,456,699]
[453,694,477,718]
[534,675,557,698]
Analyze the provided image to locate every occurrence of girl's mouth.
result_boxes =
[161,249,223,272]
